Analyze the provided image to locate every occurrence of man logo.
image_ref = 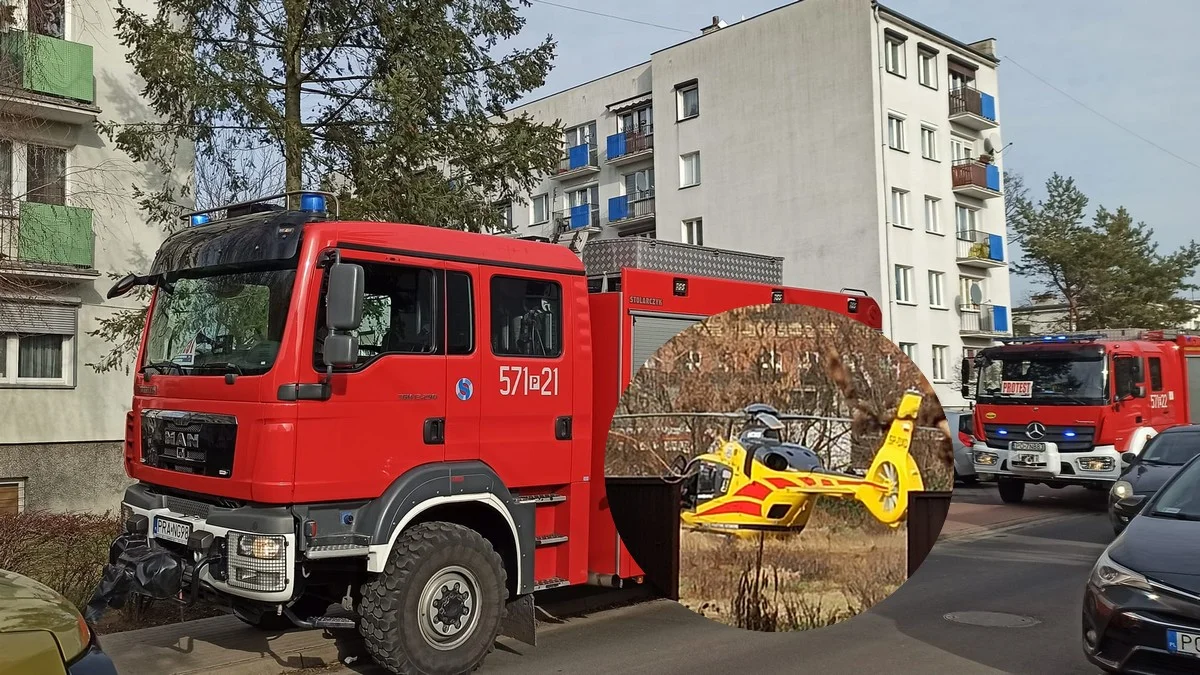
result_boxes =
[1025,422,1046,440]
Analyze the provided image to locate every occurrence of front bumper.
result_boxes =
[971,442,1122,483]
[1083,579,1200,674]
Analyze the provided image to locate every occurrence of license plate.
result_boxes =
[153,516,192,545]
[1011,441,1046,452]
[1168,629,1200,657]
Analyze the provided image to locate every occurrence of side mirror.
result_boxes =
[322,333,359,368]
[1132,384,1146,399]
[1121,451,1137,464]
[670,454,688,477]
[326,262,365,331]
[107,273,142,300]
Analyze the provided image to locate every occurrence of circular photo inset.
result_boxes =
[604,303,953,632]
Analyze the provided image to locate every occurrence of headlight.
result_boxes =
[974,451,998,466]
[236,534,285,560]
[1090,549,1152,592]
[1111,480,1134,500]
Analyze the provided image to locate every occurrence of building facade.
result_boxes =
[502,0,1012,407]
[1012,294,1200,336]
[0,0,188,513]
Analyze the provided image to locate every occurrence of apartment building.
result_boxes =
[0,0,186,513]
[502,0,1012,407]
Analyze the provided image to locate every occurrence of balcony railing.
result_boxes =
[952,159,1002,199]
[553,204,600,231]
[555,144,600,178]
[959,303,1010,337]
[948,86,998,130]
[608,191,656,227]
[0,30,95,104]
[0,201,95,272]
[956,229,1006,267]
[606,125,654,165]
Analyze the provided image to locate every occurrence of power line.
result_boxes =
[1001,55,1200,173]
[528,0,694,35]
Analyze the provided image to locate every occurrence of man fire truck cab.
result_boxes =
[962,330,1200,504]
[89,192,883,675]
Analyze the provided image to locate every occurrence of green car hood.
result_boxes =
[0,568,88,662]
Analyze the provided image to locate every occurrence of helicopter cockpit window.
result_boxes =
[490,276,563,358]
[693,460,732,505]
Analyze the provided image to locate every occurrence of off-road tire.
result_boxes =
[358,522,508,675]
[238,594,331,631]
[997,477,1026,504]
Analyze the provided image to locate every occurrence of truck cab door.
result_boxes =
[1111,354,1148,450]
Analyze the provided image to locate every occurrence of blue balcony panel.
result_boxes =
[980,92,997,122]
[992,305,1009,333]
[568,144,589,170]
[988,234,1004,262]
[607,133,626,160]
[985,164,1001,192]
[608,195,628,222]
[569,203,590,230]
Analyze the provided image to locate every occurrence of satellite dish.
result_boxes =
[969,282,984,305]
[983,135,999,155]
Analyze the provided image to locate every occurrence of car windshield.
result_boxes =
[1140,431,1200,466]
[975,350,1106,405]
[1148,457,1200,520]
[143,266,298,376]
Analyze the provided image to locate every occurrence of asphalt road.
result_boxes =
[316,481,1115,675]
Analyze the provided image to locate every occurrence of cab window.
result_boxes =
[1149,357,1163,391]
[490,275,562,358]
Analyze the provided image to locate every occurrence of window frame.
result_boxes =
[932,344,949,382]
[924,195,942,234]
[955,203,979,238]
[899,342,918,362]
[680,151,701,188]
[446,270,475,356]
[928,270,946,308]
[884,32,907,77]
[489,274,564,359]
[920,124,939,161]
[890,187,910,228]
[0,332,76,387]
[682,218,703,246]
[0,479,25,516]
[894,264,914,304]
[917,46,938,89]
[887,113,907,152]
[676,81,700,121]
[1149,357,1163,391]
[531,194,549,225]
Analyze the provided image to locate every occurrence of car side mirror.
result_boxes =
[1132,384,1146,399]
[107,273,147,299]
[1121,451,1137,464]
[326,262,364,331]
[322,333,359,368]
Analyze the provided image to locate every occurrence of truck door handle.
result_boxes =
[424,418,445,445]
[555,416,572,441]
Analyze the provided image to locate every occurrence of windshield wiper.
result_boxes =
[139,361,185,377]
[193,362,244,375]
[1149,510,1200,521]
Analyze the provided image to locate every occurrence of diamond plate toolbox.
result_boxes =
[581,238,783,285]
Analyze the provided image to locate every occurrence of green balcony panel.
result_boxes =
[18,202,94,268]
[3,30,95,104]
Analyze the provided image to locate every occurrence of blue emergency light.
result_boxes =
[190,214,209,227]
[300,193,327,213]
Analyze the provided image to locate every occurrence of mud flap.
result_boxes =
[498,594,536,646]
[84,532,185,624]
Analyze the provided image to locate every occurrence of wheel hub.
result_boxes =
[418,566,481,651]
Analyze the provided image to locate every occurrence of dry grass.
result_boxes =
[679,502,907,631]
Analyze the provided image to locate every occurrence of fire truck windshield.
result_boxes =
[975,350,1107,405]
[142,265,298,376]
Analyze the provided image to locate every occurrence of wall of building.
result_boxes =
[0,441,131,514]
[648,0,882,300]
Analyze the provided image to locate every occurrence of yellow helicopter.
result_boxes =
[672,390,927,538]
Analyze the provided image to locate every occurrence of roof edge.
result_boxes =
[876,2,1000,65]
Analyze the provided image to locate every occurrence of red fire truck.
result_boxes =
[88,192,882,674]
[963,330,1200,503]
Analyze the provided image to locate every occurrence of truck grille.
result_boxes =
[983,423,1096,453]
[163,495,212,519]
[141,410,237,478]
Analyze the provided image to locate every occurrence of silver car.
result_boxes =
[945,408,978,485]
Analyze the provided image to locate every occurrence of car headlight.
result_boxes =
[1090,549,1152,592]
[1111,480,1134,500]
[236,534,285,560]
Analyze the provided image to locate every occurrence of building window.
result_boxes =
[924,196,941,234]
[890,188,909,227]
[676,82,700,120]
[682,218,703,246]
[885,34,906,77]
[625,169,655,200]
[920,125,938,160]
[894,265,914,304]
[680,152,701,188]
[932,345,949,381]
[531,194,549,224]
[490,276,563,358]
[28,0,65,38]
[0,140,12,204]
[951,136,973,162]
[887,114,906,151]
[27,145,67,205]
[928,271,945,308]
[918,48,937,89]
[0,479,24,515]
[618,106,653,133]
[959,276,985,310]
[955,204,978,238]
[564,122,596,149]
[1,333,74,385]
[899,342,918,362]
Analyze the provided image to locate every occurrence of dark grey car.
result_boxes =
[945,409,977,485]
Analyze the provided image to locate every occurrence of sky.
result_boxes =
[508,0,1200,306]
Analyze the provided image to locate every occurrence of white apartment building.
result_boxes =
[503,0,1012,407]
[0,0,187,513]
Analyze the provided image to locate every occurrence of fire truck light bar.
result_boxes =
[999,334,1105,345]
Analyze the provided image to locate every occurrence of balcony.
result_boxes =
[952,159,1002,200]
[0,201,96,279]
[0,30,98,124]
[554,144,600,180]
[948,86,998,131]
[956,229,1006,268]
[959,303,1010,339]
[553,204,600,232]
[606,126,654,167]
[608,191,656,232]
